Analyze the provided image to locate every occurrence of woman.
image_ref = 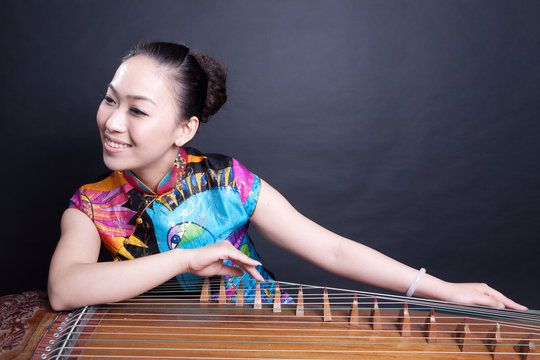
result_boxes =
[48,41,526,311]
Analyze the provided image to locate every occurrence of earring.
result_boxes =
[174,151,187,187]
[174,153,186,169]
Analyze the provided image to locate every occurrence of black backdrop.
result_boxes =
[1,1,539,309]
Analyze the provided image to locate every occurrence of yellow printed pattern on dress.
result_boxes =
[157,167,237,212]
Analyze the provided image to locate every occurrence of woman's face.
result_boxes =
[96,55,183,181]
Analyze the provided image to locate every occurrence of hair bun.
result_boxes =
[192,53,227,123]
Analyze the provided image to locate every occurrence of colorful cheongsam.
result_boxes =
[69,147,291,303]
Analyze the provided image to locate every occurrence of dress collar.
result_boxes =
[123,147,188,196]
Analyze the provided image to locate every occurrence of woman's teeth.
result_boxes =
[106,139,131,149]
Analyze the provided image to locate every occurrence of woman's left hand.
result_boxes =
[443,282,528,311]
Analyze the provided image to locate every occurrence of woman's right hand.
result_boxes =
[182,241,265,282]
[49,209,265,311]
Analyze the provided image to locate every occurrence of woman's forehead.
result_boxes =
[111,55,173,102]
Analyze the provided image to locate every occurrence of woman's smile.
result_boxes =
[103,134,132,152]
[96,55,183,184]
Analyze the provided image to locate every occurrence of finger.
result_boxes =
[218,262,264,282]
[483,287,528,311]
[221,248,262,268]
[471,293,504,308]
[499,298,528,311]
[242,264,265,282]
[231,255,262,267]
[220,262,264,282]
[218,243,264,281]
[216,264,244,277]
[222,258,264,282]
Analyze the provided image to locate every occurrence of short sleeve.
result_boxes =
[232,158,260,217]
[69,187,94,220]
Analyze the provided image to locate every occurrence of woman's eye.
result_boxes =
[130,107,147,116]
[103,95,115,104]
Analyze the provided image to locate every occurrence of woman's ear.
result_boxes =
[174,116,199,147]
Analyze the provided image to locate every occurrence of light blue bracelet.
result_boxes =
[406,268,426,297]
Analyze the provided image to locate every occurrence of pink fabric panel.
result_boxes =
[232,158,254,205]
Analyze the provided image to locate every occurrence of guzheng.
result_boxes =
[1,277,538,359]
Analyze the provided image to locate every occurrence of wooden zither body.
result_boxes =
[1,278,538,359]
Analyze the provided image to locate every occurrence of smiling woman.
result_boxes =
[47,41,527,313]
[97,55,188,187]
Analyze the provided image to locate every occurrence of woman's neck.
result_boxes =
[130,149,178,193]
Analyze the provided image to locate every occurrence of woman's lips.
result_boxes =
[104,136,132,152]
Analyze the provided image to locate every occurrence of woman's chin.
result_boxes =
[102,155,129,172]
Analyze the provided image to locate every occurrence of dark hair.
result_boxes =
[122,41,227,123]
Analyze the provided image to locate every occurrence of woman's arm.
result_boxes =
[250,179,527,310]
[48,208,263,311]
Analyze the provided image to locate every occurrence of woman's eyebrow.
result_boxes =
[108,83,157,106]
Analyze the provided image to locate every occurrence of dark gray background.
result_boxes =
[1,1,539,309]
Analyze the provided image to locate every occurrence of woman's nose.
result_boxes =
[105,109,127,132]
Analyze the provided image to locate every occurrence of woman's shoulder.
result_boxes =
[68,171,129,215]
[185,147,256,177]
[185,146,230,163]
[75,171,127,191]
[184,147,259,212]
[185,147,237,171]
